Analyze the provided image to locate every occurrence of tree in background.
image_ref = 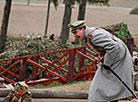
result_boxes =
[0,0,12,53]
[74,0,110,45]
[44,0,58,38]
[27,0,30,6]
[59,0,110,45]
[74,0,87,45]
[58,0,72,44]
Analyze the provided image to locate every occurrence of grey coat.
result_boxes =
[85,27,134,101]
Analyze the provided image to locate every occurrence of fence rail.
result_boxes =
[0,38,134,86]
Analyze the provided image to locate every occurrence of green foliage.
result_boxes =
[0,38,76,82]
[101,23,137,52]
[130,8,138,15]
[101,22,132,39]
[114,22,132,39]
[87,0,110,6]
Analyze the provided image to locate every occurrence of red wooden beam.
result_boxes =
[76,51,97,63]
[40,57,68,73]
[39,52,70,78]
[87,64,97,73]
[46,69,67,82]
[72,62,96,80]
[78,48,85,71]
[19,59,26,81]
[67,50,76,83]
[0,59,21,76]
[26,59,67,83]
[0,66,19,78]
[0,46,89,62]
[59,58,69,68]
[1,76,15,84]
[32,56,39,80]
[85,48,99,58]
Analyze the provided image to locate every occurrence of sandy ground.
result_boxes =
[44,80,91,92]
[0,2,138,42]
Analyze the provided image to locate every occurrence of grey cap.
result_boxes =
[0,77,4,81]
[68,20,85,31]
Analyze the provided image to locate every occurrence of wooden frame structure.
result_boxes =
[0,38,134,86]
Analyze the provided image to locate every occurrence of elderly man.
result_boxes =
[68,20,134,102]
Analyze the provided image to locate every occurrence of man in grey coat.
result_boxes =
[68,20,135,102]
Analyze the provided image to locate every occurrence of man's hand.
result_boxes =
[102,64,111,70]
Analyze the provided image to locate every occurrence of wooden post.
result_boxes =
[127,38,134,56]
[32,56,39,80]
[78,48,85,71]
[67,50,75,83]
[19,59,26,81]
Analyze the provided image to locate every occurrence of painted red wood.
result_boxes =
[0,46,88,62]
[67,50,75,82]
[32,56,39,80]
[73,62,96,80]
[19,59,26,81]
[79,48,85,71]
[0,39,134,86]
[40,57,68,73]
[0,66,19,78]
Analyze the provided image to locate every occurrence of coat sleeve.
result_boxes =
[92,31,120,67]
[22,91,32,102]
[3,91,14,102]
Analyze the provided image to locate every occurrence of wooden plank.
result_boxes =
[0,89,88,99]
[40,57,68,73]
[0,59,21,77]
[32,56,39,80]
[72,63,95,80]
[0,66,19,78]
[0,46,88,62]
[26,59,67,82]
[67,50,75,83]
[76,51,96,63]
[19,59,26,81]
[79,48,85,71]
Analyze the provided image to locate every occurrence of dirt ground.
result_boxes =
[0,2,138,42]
[44,80,91,92]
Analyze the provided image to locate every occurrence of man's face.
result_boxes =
[72,28,85,41]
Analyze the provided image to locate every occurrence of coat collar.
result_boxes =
[85,26,98,37]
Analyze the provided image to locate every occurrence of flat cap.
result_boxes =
[0,77,4,81]
[68,20,85,31]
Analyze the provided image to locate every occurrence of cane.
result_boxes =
[103,65,138,99]
[78,51,138,99]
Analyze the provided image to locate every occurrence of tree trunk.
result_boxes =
[27,0,30,6]
[44,0,51,38]
[0,89,88,99]
[58,0,72,44]
[74,0,87,45]
[0,0,12,53]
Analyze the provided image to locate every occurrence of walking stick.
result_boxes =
[78,51,138,99]
[106,66,138,99]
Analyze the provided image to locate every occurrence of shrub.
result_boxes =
[130,8,138,15]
